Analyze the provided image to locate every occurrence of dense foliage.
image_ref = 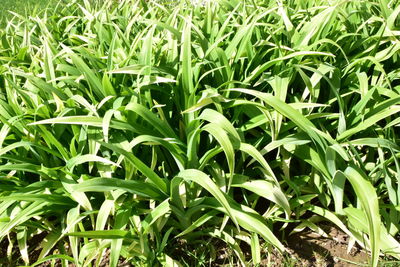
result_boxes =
[0,0,67,26]
[0,0,400,265]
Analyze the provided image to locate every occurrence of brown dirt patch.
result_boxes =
[264,225,370,267]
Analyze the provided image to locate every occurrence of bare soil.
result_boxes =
[265,225,370,267]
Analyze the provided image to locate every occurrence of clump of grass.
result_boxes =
[0,0,70,26]
[0,0,399,266]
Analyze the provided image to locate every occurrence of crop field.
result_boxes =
[0,0,400,266]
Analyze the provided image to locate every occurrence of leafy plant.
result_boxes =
[0,0,399,266]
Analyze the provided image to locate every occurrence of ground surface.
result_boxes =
[0,226,373,266]
[208,224,372,267]
[269,226,371,267]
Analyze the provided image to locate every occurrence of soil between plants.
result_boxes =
[265,226,370,267]
[0,226,372,266]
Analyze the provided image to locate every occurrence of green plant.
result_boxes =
[0,0,399,266]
